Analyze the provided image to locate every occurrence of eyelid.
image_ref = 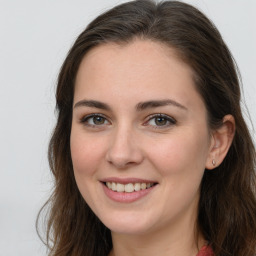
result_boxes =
[80,113,111,126]
[144,113,177,128]
[79,113,176,129]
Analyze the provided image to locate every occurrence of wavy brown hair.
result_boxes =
[37,1,256,255]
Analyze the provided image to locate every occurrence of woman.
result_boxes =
[37,0,256,255]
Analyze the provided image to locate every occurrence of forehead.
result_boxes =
[77,40,191,79]
[74,39,204,113]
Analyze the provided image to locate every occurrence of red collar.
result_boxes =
[196,245,214,256]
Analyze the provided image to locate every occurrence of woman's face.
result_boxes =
[70,40,213,235]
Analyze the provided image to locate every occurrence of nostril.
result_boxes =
[105,137,144,168]
[107,159,137,169]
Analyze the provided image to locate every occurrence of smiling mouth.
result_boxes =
[103,182,157,193]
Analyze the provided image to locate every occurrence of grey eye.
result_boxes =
[92,116,105,125]
[147,115,176,127]
[154,116,168,126]
[81,114,109,126]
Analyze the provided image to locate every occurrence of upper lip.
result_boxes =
[101,177,158,184]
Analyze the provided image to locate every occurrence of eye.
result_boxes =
[80,114,110,127]
[145,114,176,128]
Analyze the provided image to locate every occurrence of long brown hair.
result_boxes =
[37,1,256,255]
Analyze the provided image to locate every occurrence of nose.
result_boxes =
[105,126,144,169]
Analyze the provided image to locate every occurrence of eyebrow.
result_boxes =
[74,100,111,110]
[73,99,187,111]
[135,99,187,111]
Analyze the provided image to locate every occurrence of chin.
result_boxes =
[98,211,158,235]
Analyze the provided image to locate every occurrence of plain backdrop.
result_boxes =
[0,1,255,255]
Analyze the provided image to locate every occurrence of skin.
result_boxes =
[70,40,235,256]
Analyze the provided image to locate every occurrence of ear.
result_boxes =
[205,114,235,170]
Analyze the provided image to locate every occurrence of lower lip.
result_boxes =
[102,183,156,203]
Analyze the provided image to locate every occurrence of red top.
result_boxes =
[197,245,214,256]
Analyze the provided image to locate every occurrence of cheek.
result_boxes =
[70,130,105,177]
[146,129,210,177]
[147,130,209,214]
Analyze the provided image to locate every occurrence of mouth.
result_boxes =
[102,181,157,193]
[100,178,158,203]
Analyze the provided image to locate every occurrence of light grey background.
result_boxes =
[0,1,255,255]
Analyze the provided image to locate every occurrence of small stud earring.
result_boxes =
[212,159,216,166]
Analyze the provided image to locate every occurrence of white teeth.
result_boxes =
[106,182,112,189]
[125,183,134,193]
[134,183,141,191]
[106,182,154,192]
[116,183,125,192]
[112,182,117,191]
[141,183,146,190]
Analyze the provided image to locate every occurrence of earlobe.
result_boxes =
[206,115,235,170]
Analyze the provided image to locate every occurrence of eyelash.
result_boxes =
[144,114,177,129]
[80,113,110,128]
[80,113,176,129]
